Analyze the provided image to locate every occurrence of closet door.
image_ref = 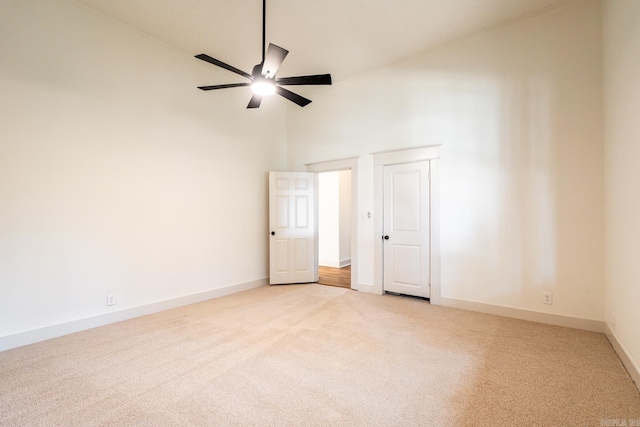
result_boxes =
[383,161,430,298]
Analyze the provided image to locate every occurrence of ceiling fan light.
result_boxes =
[251,79,276,96]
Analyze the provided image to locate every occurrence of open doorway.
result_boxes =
[318,170,352,289]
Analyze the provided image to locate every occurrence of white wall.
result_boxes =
[288,1,604,320]
[603,0,640,378]
[318,170,351,267]
[319,172,340,266]
[0,0,287,340]
[338,170,352,264]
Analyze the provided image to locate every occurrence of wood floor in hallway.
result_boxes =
[318,265,351,289]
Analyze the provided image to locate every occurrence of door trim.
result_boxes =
[373,146,441,305]
[306,157,359,291]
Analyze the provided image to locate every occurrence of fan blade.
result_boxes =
[198,83,251,91]
[276,86,312,107]
[195,54,253,80]
[262,44,289,78]
[276,74,332,86]
[247,94,262,109]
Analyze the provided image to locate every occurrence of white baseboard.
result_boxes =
[357,283,383,295]
[605,324,640,392]
[439,297,605,333]
[433,297,638,392]
[319,259,351,268]
[0,278,268,353]
[319,260,338,268]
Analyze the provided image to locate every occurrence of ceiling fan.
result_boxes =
[195,0,332,109]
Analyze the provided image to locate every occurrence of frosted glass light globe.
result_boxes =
[251,79,276,96]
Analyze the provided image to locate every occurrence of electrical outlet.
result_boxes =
[106,293,116,306]
[542,292,553,305]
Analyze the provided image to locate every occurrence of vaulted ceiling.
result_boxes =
[73,0,573,84]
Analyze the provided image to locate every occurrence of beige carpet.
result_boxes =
[1,284,639,426]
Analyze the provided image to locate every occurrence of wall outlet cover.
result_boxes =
[107,293,116,306]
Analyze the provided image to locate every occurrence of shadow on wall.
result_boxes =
[287,0,602,317]
[436,73,557,304]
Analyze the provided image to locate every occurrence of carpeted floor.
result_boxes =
[1,284,639,426]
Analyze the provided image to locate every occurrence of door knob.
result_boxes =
[383,235,389,240]
[271,231,275,236]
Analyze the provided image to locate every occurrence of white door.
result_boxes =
[269,171,318,284]
[383,161,430,298]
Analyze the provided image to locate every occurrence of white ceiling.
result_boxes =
[72,0,573,84]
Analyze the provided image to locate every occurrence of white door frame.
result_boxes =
[373,146,441,305]
[304,146,440,301]
[306,158,359,291]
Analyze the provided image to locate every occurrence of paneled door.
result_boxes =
[383,161,430,298]
[269,172,317,284]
